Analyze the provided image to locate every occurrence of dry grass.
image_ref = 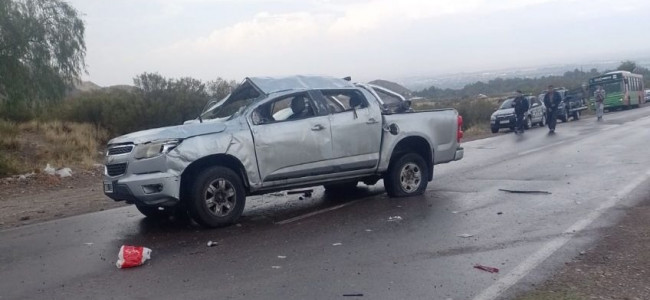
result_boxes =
[0,120,109,176]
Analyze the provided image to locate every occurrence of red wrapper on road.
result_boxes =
[116,245,152,269]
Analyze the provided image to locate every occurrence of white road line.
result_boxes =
[275,200,362,225]
[473,170,650,300]
[518,141,564,156]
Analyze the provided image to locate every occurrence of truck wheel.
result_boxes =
[384,153,429,197]
[573,110,580,120]
[188,166,246,228]
[324,181,358,194]
[525,116,532,129]
[135,204,169,219]
[560,111,568,122]
[491,126,498,133]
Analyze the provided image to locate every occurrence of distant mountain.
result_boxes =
[369,79,412,98]
[68,81,135,96]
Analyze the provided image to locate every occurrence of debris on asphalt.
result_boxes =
[207,241,218,247]
[498,189,551,195]
[332,242,343,246]
[278,256,287,259]
[271,266,282,269]
[116,245,152,269]
[84,243,94,246]
[497,212,503,215]
[388,216,403,222]
[365,229,372,232]
[451,211,459,214]
[343,293,364,297]
[473,264,499,273]
[287,189,313,197]
[458,233,474,238]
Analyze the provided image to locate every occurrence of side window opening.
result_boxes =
[251,93,316,125]
[320,90,368,113]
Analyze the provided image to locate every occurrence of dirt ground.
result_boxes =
[518,196,650,300]
[0,166,126,229]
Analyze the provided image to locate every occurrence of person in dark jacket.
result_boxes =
[543,85,562,133]
[511,90,529,134]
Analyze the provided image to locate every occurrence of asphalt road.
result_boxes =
[2,107,650,300]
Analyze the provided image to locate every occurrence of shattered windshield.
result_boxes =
[200,82,262,121]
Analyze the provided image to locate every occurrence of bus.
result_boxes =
[588,71,645,110]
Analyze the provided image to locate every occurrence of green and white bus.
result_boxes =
[588,71,645,110]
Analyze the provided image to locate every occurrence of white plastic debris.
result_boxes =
[18,175,27,181]
[388,216,403,222]
[271,266,282,269]
[277,256,287,259]
[207,241,218,247]
[55,168,73,178]
[332,243,342,246]
[365,229,372,232]
[458,233,474,238]
[43,164,56,176]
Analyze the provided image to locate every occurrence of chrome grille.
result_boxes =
[106,163,127,177]
[107,145,133,155]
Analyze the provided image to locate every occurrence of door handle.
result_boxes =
[311,124,325,131]
[366,118,378,124]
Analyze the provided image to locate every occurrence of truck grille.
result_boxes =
[106,163,127,177]
[107,145,133,155]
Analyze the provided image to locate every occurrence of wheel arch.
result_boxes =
[388,136,433,182]
[180,154,250,200]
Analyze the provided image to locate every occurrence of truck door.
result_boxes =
[249,92,334,182]
[316,89,382,172]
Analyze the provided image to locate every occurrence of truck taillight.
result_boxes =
[457,115,463,143]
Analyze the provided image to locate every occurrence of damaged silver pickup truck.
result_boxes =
[103,75,464,227]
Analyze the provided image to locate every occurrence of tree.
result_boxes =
[617,60,637,72]
[0,0,86,115]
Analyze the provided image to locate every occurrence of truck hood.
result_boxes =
[108,123,227,145]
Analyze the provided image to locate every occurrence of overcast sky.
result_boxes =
[67,0,650,86]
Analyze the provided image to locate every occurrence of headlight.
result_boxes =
[134,139,181,159]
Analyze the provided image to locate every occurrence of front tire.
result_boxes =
[540,114,546,126]
[188,166,246,228]
[491,126,498,133]
[384,153,429,197]
[573,110,580,120]
[525,116,532,129]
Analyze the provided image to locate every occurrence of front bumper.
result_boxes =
[104,172,181,206]
[490,115,516,128]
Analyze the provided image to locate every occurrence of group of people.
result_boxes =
[511,85,562,134]
[512,84,605,135]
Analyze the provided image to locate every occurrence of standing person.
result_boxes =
[595,85,605,121]
[512,90,529,134]
[543,85,562,133]
[544,85,562,133]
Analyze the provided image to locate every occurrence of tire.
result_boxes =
[573,110,580,121]
[135,204,170,219]
[188,166,246,228]
[560,110,568,123]
[384,153,429,197]
[324,181,358,194]
[491,126,498,133]
[509,126,515,132]
[540,114,546,127]
[525,116,532,129]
